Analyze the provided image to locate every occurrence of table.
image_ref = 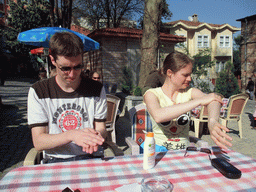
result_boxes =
[1,149,256,192]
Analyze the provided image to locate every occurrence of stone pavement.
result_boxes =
[1,77,256,180]
[0,77,37,179]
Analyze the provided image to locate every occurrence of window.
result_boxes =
[175,34,186,48]
[198,35,209,48]
[219,35,230,47]
[215,61,225,73]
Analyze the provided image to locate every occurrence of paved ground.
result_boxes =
[1,77,256,180]
[0,77,37,180]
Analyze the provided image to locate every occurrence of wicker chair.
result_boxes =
[220,93,249,138]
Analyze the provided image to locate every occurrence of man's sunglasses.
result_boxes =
[184,146,211,157]
[58,64,84,72]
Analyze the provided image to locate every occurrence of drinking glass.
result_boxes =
[141,176,173,192]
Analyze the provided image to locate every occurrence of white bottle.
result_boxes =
[143,132,155,170]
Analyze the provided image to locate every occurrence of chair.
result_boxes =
[190,105,208,138]
[125,103,152,155]
[106,94,121,143]
[191,94,227,138]
[23,148,43,166]
[220,93,249,138]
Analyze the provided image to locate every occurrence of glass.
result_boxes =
[141,177,173,192]
[184,146,211,157]
[58,64,84,73]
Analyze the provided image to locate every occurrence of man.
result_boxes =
[90,71,101,82]
[246,77,254,100]
[27,32,107,163]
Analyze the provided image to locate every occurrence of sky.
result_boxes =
[164,0,256,36]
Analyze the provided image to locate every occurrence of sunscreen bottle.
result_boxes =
[143,132,155,169]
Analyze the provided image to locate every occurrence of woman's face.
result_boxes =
[168,63,192,89]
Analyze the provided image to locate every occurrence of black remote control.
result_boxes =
[211,158,242,179]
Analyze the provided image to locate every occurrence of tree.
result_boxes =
[233,35,243,77]
[48,0,73,28]
[192,48,215,78]
[1,0,51,54]
[215,61,240,98]
[8,0,50,32]
[138,0,163,88]
[73,0,144,29]
[62,0,73,28]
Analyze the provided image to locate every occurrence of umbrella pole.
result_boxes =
[46,56,50,78]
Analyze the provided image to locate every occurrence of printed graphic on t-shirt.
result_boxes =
[52,102,88,132]
[163,140,187,150]
[59,110,82,131]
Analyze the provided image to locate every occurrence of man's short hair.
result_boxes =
[49,32,83,61]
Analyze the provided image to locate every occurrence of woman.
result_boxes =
[144,52,232,151]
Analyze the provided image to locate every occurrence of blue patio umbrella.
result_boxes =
[17,27,100,51]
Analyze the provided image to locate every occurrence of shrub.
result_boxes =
[215,61,240,98]
[121,66,133,94]
[192,77,214,93]
[133,86,142,96]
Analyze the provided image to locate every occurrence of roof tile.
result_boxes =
[88,27,186,42]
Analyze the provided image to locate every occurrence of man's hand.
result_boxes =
[69,128,105,153]
[208,120,233,150]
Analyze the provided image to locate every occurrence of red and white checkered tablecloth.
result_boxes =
[0,149,256,192]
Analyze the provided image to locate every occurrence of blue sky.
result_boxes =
[165,0,256,36]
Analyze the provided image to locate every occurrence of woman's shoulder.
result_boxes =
[179,87,193,94]
[177,88,194,99]
[144,87,162,95]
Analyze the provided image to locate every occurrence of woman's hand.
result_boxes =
[208,119,233,150]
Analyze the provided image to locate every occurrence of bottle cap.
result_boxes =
[146,132,154,137]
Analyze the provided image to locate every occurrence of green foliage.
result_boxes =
[1,0,51,54]
[192,48,214,78]
[197,81,213,93]
[133,86,142,96]
[121,66,134,95]
[215,61,240,98]
[233,49,241,77]
[233,35,242,77]
[8,0,51,32]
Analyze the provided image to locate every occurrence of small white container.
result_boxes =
[143,132,155,170]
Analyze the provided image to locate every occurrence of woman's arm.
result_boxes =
[192,89,233,149]
[207,101,233,149]
[144,88,222,123]
[144,91,201,123]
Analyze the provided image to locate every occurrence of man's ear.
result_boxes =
[49,55,56,66]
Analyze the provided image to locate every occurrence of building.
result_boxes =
[236,14,256,92]
[163,14,240,84]
[87,27,186,87]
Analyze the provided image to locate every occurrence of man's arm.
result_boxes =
[31,126,105,152]
[94,121,107,139]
